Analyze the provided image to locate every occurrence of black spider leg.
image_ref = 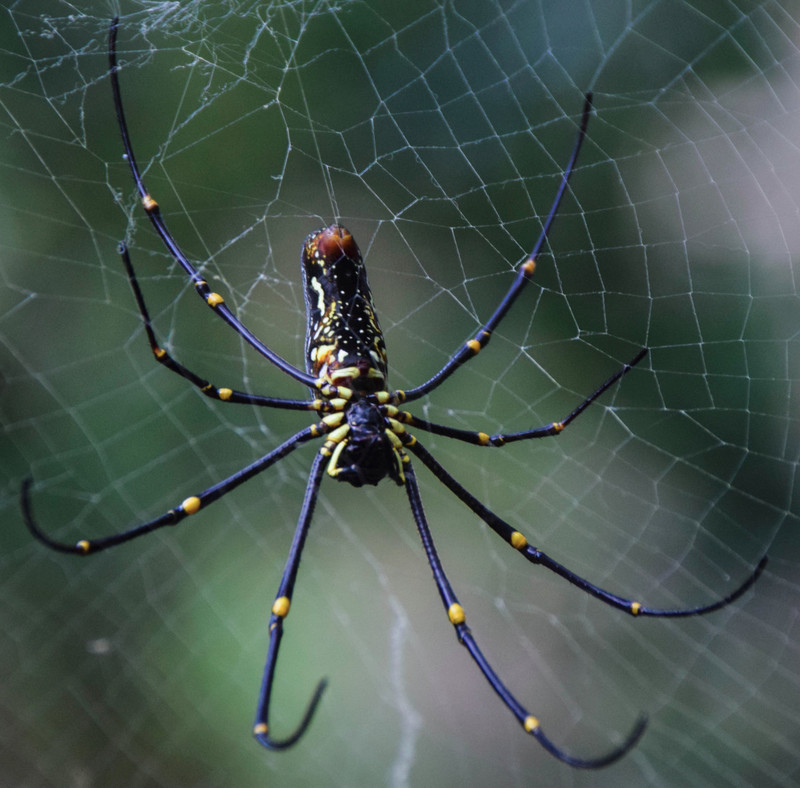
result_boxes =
[21,424,322,555]
[119,243,328,411]
[391,347,647,446]
[402,457,646,768]
[406,438,767,617]
[398,93,596,404]
[253,452,328,750]
[108,19,320,392]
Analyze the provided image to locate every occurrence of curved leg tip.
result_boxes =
[20,477,85,555]
[636,552,769,619]
[20,476,41,541]
[532,712,647,769]
[253,678,328,751]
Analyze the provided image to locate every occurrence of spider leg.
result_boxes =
[119,243,325,411]
[406,437,767,617]
[108,19,318,391]
[21,424,321,555]
[389,347,647,446]
[254,451,327,750]
[403,459,646,768]
[398,93,594,404]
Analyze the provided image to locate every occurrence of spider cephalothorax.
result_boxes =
[324,397,406,487]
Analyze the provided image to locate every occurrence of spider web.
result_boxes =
[2,1,799,785]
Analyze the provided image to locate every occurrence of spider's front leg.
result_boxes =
[407,437,767,618]
[401,455,646,768]
[118,243,327,411]
[253,452,328,749]
[21,423,325,555]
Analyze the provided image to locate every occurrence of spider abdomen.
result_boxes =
[301,225,388,393]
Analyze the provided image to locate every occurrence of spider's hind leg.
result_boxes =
[118,243,319,411]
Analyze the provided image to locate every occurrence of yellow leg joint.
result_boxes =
[466,339,482,354]
[181,496,202,515]
[272,596,291,618]
[181,495,202,514]
[521,257,536,276]
[322,378,353,401]
[253,723,268,735]
[327,423,351,443]
[206,292,224,308]
[510,531,528,550]
[154,347,166,360]
[321,412,346,428]
[77,540,90,554]
[142,194,159,212]
[448,603,465,625]
[631,601,642,615]
[524,715,540,732]
[218,388,233,401]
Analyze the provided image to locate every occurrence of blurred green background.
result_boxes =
[2,1,798,786]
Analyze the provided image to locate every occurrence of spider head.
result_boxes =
[327,399,404,487]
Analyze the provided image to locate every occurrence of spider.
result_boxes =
[22,18,767,769]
